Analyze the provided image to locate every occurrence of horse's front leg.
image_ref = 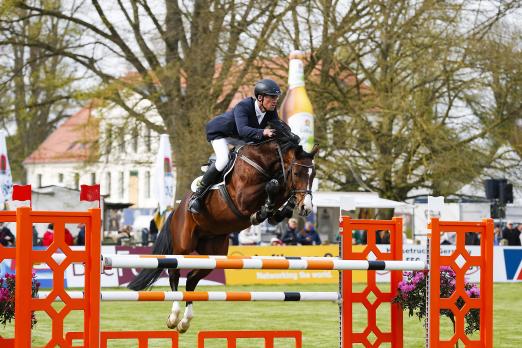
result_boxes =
[268,197,296,225]
[166,269,182,329]
[177,268,213,333]
[251,179,280,225]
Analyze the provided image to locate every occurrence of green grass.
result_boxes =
[1,283,521,347]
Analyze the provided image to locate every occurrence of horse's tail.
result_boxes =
[127,211,174,291]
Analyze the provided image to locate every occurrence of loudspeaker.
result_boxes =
[500,182,514,204]
[485,179,500,200]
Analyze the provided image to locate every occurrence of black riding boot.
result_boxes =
[188,164,222,214]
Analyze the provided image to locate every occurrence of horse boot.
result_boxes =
[188,163,221,214]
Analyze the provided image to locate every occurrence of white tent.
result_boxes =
[313,191,410,209]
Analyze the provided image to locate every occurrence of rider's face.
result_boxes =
[260,95,279,111]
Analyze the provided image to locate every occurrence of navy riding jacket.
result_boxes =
[206,97,279,143]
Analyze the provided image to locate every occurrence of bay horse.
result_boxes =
[128,125,317,333]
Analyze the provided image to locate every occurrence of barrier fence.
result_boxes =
[0,206,493,348]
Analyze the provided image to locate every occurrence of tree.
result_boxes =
[465,24,522,181]
[0,0,81,181]
[272,0,521,200]
[12,0,297,198]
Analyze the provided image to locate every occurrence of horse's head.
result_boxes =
[271,122,318,217]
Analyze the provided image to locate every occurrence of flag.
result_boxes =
[12,185,31,201]
[80,184,100,202]
[153,134,174,213]
[0,130,13,202]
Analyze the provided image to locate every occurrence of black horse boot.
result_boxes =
[188,164,221,214]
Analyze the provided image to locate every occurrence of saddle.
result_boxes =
[191,149,239,192]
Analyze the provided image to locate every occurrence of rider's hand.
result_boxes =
[263,128,276,138]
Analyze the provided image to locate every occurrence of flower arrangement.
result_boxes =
[0,273,40,328]
[393,266,480,336]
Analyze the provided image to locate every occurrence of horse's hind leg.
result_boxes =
[175,268,212,333]
[176,235,229,333]
[166,269,181,329]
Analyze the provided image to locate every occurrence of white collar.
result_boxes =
[254,97,266,118]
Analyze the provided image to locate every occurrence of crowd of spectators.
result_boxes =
[229,218,323,246]
[500,221,522,246]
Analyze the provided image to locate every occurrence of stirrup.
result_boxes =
[188,195,202,214]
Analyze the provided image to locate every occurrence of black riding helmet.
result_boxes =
[254,79,281,98]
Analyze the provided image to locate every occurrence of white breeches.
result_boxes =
[211,138,229,172]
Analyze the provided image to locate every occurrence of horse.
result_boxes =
[128,126,318,333]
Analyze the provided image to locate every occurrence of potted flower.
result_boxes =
[393,266,480,345]
[0,273,40,328]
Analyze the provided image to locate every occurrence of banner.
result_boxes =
[0,130,13,202]
[153,134,174,213]
[226,245,344,285]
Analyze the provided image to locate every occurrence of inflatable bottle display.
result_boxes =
[281,50,315,152]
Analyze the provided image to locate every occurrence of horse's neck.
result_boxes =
[227,142,290,212]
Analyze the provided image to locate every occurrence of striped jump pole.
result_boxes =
[38,291,340,302]
[102,255,426,271]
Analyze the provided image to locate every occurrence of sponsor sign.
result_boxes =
[226,245,344,285]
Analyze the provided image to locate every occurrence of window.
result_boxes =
[105,172,111,196]
[58,173,64,183]
[90,172,96,185]
[145,128,152,152]
[145,171,151,198]
[118,171,124,198]
[119,127,126,153]
[132,127,139,153]
[105,125,113,155]
[37,174,43,188]
[74,173,80,190]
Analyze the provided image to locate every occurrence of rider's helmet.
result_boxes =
[254,79,281,98]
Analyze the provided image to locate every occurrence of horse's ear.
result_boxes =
[310,144,319,156]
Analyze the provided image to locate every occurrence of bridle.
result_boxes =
[238,141,315,198]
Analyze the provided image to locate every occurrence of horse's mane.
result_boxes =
[268,121,314,159]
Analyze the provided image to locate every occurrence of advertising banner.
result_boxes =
[227,245,348,285]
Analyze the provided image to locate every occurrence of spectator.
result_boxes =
[76,223,85,246]
[141,227,149,246]
[0,222,15,246]
[149,218,158,244]
[282,218,299,245]
[117,225,132,246]
[297,222,322,245]
[42,224,74,246]
[465,232,480,245]
[493,226,501,246]
[352,230,366,245]
[502,222,521,246]
[297,229,312,245]
[238,225,261,245]
[307,222,321,245]
[229,231,239,246]
[376,230,390,245]
[32,226,39,246]
[270,237,283,246]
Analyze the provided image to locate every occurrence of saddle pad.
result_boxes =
[190,151,239,192]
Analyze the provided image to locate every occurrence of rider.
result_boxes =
[188,79,282,214]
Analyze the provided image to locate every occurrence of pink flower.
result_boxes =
[0,287,10,302]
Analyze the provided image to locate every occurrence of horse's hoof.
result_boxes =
[166,314,180,329]
[176,320,190,334]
